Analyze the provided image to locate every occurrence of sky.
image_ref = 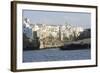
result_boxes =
[23,10,91,29]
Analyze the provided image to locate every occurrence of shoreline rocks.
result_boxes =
[60,38,90,50]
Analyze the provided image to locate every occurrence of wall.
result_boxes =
[0,0,99,73]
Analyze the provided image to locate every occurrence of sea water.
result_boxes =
[23,48,91,62]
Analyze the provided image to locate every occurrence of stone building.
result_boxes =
[23,18,84,49]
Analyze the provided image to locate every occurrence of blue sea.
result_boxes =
[23,48,91,62]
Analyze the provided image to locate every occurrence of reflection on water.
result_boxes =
[23,48,91,62]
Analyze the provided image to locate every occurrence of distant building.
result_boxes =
[60,25,84,41]
[23,18,85,49]
[23,18,32,39]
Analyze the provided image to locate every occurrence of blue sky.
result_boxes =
[23,10,91,29]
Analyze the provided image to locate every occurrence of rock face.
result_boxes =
[77,29,91,40]
[31,24,84,49]
[60,38,91,50]
[23,32,40,50]
[60,29,91,50]
[60,43,90,50]
[23,18,40,50]
[23,18,91,50]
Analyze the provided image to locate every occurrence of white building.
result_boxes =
[23,18,84,48]
[23,18,33,39]
[60,25,84,41]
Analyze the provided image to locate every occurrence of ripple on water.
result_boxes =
[23,48,91,62]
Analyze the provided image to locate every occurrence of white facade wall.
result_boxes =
[23,18,84,42]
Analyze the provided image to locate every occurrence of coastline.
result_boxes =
[60,38,90,50]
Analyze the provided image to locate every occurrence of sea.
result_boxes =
[23,48,91,62]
